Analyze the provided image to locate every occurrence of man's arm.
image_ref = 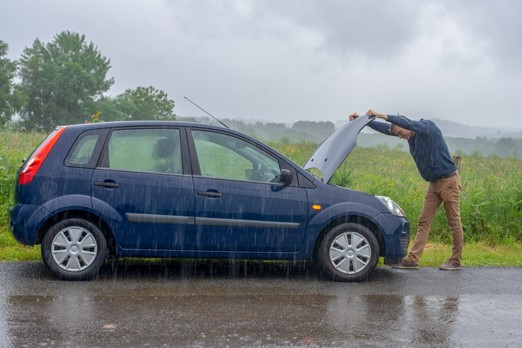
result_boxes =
[348,111,393,136]
[367,119,393,135]
[366,109,430,135]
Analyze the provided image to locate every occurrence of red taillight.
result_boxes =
[18,127,66,185]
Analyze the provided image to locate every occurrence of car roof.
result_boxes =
[61,120,227,131]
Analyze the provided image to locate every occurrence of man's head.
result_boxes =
[391,124,415,140]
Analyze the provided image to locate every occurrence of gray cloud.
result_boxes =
[442,1,522,73]
[253,0,423,59]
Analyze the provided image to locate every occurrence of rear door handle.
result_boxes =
[94,181,120,188]
[197,190,222,198]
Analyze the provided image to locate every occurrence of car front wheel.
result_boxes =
[319,223,379,282]
[41,218,107,280]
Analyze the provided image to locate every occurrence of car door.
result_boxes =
[91,127,196,252]
[189,128,308,253]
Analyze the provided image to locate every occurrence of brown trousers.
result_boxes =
[407,173,464,264]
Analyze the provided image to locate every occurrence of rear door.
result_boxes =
[189,128,308,253]
[91,127,196,251]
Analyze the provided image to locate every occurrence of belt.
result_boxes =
[432,171,458,182]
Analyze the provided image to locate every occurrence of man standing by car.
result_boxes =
[349,109,463,270]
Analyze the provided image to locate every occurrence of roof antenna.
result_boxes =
[184,96,229,128]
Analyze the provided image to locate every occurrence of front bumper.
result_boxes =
[384,218,410,265]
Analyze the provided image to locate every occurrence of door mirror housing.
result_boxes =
[280,169,293,186]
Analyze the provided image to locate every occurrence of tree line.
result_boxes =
[0,31,175,132]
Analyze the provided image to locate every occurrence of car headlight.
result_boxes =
[376,196,406,217]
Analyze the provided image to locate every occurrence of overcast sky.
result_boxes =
[3,0,522,129]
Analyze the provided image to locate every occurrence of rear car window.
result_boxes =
[103,128,182,174]
[65,131,101,167]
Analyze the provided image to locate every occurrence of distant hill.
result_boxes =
[431,119,522,139]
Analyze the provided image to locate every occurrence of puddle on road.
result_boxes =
[1,263,520,346]
[3,289,521,347]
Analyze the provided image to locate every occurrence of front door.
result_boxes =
[190,129,308,253]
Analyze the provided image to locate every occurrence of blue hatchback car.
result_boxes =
[10,115,409,281]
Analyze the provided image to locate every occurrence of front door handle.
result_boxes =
[197,190,222,198]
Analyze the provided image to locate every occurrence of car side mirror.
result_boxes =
[280,169,293,186]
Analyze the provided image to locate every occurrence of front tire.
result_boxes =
[41,218,107,280]
[319,223,379,282]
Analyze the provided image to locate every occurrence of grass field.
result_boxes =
[1,130,521,266]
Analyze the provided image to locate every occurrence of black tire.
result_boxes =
[318,223,379,282]
[41,218,108,280]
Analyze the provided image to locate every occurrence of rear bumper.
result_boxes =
[9,203,49,246]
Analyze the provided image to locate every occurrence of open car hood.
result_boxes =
[303,115,375,183]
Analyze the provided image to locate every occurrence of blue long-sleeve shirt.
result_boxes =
[368,114,457,181]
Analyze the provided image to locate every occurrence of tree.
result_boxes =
[494,137,519,158]
[112,86,175,120]
[17,31,114,131]
[92,96,125,121]
[0,41,20,128]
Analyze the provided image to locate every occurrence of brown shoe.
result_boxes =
[391,258,419,270]
[439,260,462,271]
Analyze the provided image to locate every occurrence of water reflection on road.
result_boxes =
[0,261,521,347]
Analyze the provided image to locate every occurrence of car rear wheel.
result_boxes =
[319,223,379,282]
[41,218,107,280]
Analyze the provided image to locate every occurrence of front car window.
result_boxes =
[103,128,182,174]
[192,130,280,182]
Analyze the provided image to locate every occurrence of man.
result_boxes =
[349,109,463,270]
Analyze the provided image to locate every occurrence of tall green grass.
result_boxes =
[1,131,46,222]
[1,131,46,260]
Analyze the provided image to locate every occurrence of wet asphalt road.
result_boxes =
[0,261,521,348]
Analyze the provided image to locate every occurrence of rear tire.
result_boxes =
[318,223,379,282]
[41,218,107,280]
